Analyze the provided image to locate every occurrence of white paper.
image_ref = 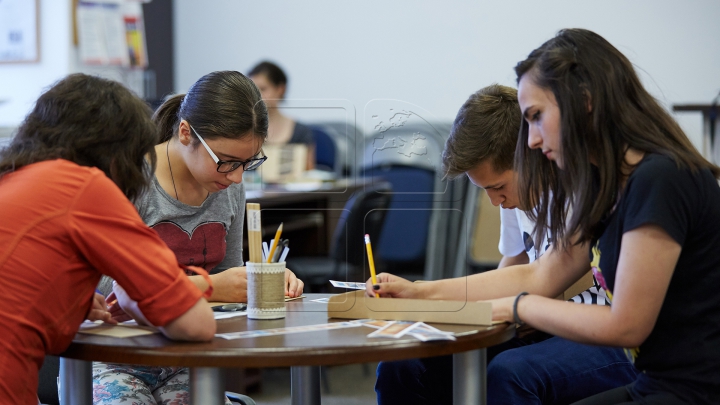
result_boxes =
[329,280,366,290]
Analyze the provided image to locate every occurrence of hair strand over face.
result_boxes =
[514,28,720,251]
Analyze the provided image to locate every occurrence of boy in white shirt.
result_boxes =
[374,84,634,405]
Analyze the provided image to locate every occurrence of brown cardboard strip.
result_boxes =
[560,270,594,300]
[327,290,492,326]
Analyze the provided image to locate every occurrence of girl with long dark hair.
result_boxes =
[371,29,720,404]
[506,29,720,404]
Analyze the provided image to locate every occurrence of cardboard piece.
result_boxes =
[78,322,157,338]
[327,290,492,326]
[560,270,594,300]
[259,144,308,183]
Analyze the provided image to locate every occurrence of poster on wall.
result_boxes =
[77,1,128,66]
[123,2,147,68]
[0,0,39,63]
[76,0,147,68]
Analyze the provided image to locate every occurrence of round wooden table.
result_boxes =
[60,294,515,405]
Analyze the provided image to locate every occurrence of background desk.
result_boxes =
[673,104,720,165]
[245,179,366,257]
[60,294,514,405]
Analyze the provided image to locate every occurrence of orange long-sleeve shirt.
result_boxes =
[0,159,205,404]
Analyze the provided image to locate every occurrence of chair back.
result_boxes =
[450,184,502,279]
[309,125,336,172]
[308,121,357,177]
[330,182,392,278]
[358,122,451,280]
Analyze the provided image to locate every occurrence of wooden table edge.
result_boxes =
[60,323,516,368]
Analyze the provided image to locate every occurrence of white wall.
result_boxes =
[0,1,145,130]
[0,0,72,127]
[175,0,720,149]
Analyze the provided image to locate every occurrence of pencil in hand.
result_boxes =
[365,234,379,298]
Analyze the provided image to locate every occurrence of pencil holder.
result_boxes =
[246,261,286,320]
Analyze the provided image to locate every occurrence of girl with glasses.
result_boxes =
[94,70,304,405]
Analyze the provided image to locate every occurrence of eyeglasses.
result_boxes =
[190,125,267,173]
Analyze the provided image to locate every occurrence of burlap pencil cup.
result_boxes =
[246,261,286,319]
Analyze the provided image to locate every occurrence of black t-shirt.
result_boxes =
[289,122,314,147]
[590,154,720,404]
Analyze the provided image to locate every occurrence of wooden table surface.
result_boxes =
[61,294,515,369]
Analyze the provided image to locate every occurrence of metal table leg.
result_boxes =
[291,366,321,405]
[453,348,487,405]
[190,367,226,405]
[59,358,92,405]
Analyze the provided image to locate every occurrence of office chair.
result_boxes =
[226,391,257,405]
[38,356,60,405]
[450,182,503,279]
[359,122,451,281]
[309,125,336,172]
[309,121,357,177]
[286,181,392,292]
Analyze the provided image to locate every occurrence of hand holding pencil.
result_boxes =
[365,272,419,299]
[365,234,379,298]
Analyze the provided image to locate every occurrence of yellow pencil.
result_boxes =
[364,234,379,298]
[267,223,284,263]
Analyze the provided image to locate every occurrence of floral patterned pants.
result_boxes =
[92,363,233,405]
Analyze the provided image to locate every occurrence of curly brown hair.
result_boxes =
[0,73,158,202]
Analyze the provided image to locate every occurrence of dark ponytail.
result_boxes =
[152,71,268,146]
[152,94,184,143]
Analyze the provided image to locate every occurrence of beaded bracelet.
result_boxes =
[513,292,529,326]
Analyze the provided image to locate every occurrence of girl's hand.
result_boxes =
[86,293,117,324]
[105,291,132,322]
[112,282,154,327]
[211,267,248,303]
[486,296,517,324]
[365,273,418,298]
[285,269,304,298]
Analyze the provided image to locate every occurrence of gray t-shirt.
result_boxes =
[97,176,245,295]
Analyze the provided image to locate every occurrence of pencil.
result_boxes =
[267,223,284,263]
[246,203,263,263]
[364,234,379,298]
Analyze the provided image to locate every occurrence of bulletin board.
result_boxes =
[74,0,148,68]
[0,0,40,63]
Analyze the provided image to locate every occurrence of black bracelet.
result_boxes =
[513,292,530,326]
